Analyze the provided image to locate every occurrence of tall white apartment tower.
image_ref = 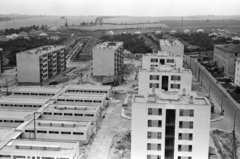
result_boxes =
[131,91,211,159]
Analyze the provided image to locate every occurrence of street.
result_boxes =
[189,58,240,135]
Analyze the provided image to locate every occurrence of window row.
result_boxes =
[179,133,193,140]
[25,130,84,135]
[43,112,94,117]
[10,155,70,159]
[149,75,181,81]
[147,155,161,159]
[178,157,192,159]
[147,143,161,151]
[0,104,41,108]
[150,58,174,63]
[180,109,194,117]
[148,120,162,127]
[149,83,180,89]
[67,90,108,93]
[13,92,55,96]
[57,99,102,103]
[0,120,24,123]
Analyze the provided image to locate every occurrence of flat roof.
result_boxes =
[67,85,111,91]
[0,139,78,156]
[44,104,99,112]
[0,109,33,119]
[143,52,182,58]
[215,44,240,53]
[140,67,191,74]
[18,45,65,56]
[0,127,13,140]
[25,119,90,131]
[58,93,106,99]
[159,39,183,47]
[0,96,50,105]
[94,41,123,50]
[13,86,62,94]
[134,92,209,106]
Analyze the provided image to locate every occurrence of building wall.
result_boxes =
[142,55,183,69]
[17,54,41,83]
[131,102,211,159]
[138,71,192,97]
[93,48,115,76]
[235,60,240,86]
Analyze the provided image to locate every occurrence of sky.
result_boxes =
[0,0,240,17]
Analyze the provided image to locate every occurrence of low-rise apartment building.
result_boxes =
[142,52,183,69]
[93,41,124,76]
[0,139,80,159]
[213,44,240,77]
[0,109,32,128]
[12,86,62,97]
[0,96,50,110]
[65,84,112,98]
[16,45,66,85]
[138,66,192,97]
[41,104,101,123]
[55,93,107,109]
[131,91,211,159]
[22,119,92,143]
[159,39,184,57]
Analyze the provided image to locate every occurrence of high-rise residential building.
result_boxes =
[92,41,123,76]
[159,39,184,57]
[234,57,240,86]
[16,45,66,85]
[214,44,240,78]
[138,66,192,97]
[131,91,211,159]
[142,52,183,69]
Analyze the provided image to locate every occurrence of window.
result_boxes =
[84,100,92,103]
[179,133,193,140]
[43,112,52,115]
[167,59,174,63]
[25,130,34,133]
[148,108,162,115]
[15,120,23,123]
[57,99,65,101]
[147,143,161,151]
[73,132,84,135]
[147,132,161,139]
[54,113,62,115]
[85,114,94,117]
[151,58,158,63]
[148,120,161,127]
[75,114,83,116]
[171,84,180,89]
[171,75,181,81]
[75,100,83,102]
[179,121,193,129]
[147,143,151,150]
[150,75,159,80]
[61,132,71,135]
[178,157,192,159]
[49,131,59,134]
[179,109,194,117]
[149,83,159,88]
[64,113,73,116]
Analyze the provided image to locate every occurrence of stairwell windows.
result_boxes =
[150,75,159,80]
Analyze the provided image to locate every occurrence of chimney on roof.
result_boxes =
[189,96,194,104]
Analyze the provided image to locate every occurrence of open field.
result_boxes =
[68,23,168,31]
[103,16,240,24]
[0,16,96,30]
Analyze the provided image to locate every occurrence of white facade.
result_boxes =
[17,45,66,85]
[93,41,124,76]
[234,58,240,86]
[138,67,192,97]
[22,120,92,143]
[142,52,183,69]
[41,104,101,123]
[159,39,184,57]
[131,92,211,159]
[0,139,79,159]
[66,84,112,98]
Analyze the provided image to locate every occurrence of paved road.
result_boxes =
[189,58,240,135]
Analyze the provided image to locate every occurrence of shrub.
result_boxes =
[235,86,240,94]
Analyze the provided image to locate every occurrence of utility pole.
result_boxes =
[34,111,36,139]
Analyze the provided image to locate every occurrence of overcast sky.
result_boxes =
[0,0,240,16]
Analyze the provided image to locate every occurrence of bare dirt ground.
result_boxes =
[210,129,240,159]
